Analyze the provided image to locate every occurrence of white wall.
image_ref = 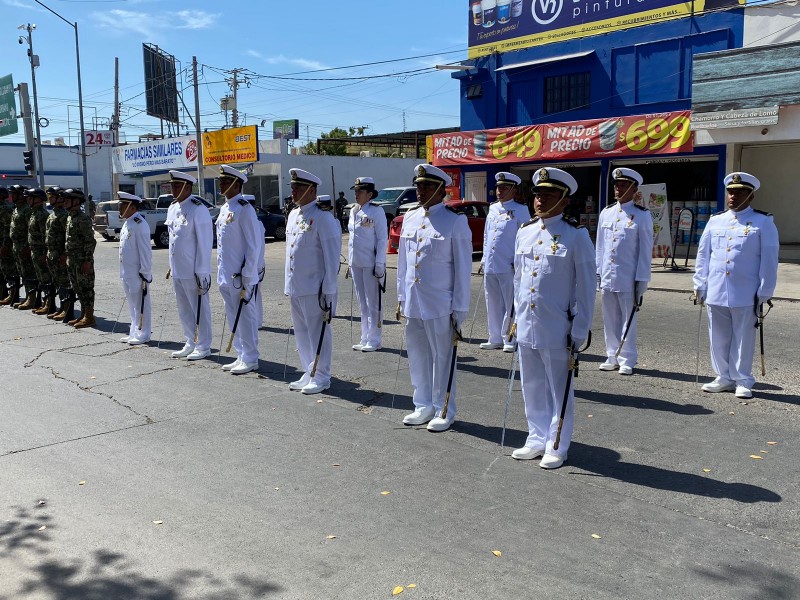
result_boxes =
[744,4,800,47]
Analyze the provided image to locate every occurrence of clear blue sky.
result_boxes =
[2,0,468,146]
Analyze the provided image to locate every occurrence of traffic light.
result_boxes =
[22,150,35,174]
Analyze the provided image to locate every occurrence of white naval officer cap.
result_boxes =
[351,176,375,189]
[413,163,452,187]
[169,170,197,185]
[316,194,333,210]
[217,164,248,183]
[495,171,521,186]
[532,167,578,195]
[724,172,760,191]
[290,168,322,187]
[611,167,643,186]
[118,191,144,203]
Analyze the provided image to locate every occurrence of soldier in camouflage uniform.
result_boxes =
[10,185,36,310]
[44,186,70,318]
[64,189,96,328]
[26,188,50,314]
[0,186,15,304]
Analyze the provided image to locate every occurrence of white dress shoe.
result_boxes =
[119,336,131,343]
[289,374,311,390]
[171,344,195,358]
[502,344,516,353]
[735,385,753,399]
[361,343,382,352]
[598,360,618,371]
[427,416,454,432]
[540,454,566,469]
[186,348,210,361]
[702,378,735,393]
[221,358,242,371]
[352,343,365,351]
[402,407,435,426]
[127,338,150,346]
[479,342,503,350]
[230,361,258,375]
[301,381,330,395]
[618,365,633,375]
[511,445,545,460]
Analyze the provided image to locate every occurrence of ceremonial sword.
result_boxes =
[439,315,463,421]
[554,331,591,452]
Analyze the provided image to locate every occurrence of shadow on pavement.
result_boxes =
[577,389,714,415]
[692,563,799,599]
[0,503,282,600]
[567,443,782,503]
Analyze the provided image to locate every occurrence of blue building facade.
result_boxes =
[448,9,746,226]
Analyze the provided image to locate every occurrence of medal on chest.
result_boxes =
[225,212,234,224]
[550,235,560,254]
[743,222,752,236]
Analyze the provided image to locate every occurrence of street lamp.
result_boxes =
[18,23,45,187]
[32,0,89,198]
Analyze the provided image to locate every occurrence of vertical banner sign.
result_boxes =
[202,125,259,166]
[0,74,19,137]
[638,183,672,258]
[431,111,693,167]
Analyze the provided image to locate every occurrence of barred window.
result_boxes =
[543,72,591,114]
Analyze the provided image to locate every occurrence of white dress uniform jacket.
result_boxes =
[596,201,653,292]
[215,194,263,365]
[397,203,472,320]
[513,214,596,458]
[284,203,342,387]
[693,206,779,308]
[693,206,779,389]
[167,196,213,351]
[348,201,389,348]
[119,212,153,342]
[397,203,472,421]
[482,200,531,275]
[481,199,531,345]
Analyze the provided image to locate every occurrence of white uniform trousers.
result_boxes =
[290,294,333,386]
[707,304,757,388]
[352,266,382,346]
[172,277,212,351]
[484,272,514,345]
[519,345,573,458]
[601,290,638,367]
[122,277,151,342]
[219,284,260,364]
[405,315,457,420]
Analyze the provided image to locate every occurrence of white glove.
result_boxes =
[570,337,586,352]
[453,311,468,327]
[323,293,337,318]
[374,263,385,278]
[634,281,648,300]
[694,289,706,305]
[758,296,771,306]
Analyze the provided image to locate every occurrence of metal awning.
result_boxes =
[496,50,594,72]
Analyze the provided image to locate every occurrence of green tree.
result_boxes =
[319,127,349,156]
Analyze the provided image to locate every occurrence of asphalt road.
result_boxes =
[1,236,798,600]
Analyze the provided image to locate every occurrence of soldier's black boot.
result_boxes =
[60,290,76,323]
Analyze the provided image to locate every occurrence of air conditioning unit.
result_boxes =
[42,140,52,145]
[359,151,373,158]
[54,137,66,146]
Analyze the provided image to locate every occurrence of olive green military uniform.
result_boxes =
[28,204,50,291]
[10,200,35,301]
[46,206,70,290]
[0,197,16,289]
[66,208,96,312]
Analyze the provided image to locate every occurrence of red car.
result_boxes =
[388,200,489,254]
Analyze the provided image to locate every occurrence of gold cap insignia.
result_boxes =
[291,170,298,181]
[355,178,361,185]
[218,167,225,176]
[613,169,622,179]
[416,165,426,177]
[498,173,506,181]
[732,173,741,184]
[538,168,549,181]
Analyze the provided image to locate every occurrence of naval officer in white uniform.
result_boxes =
[215,165,263,375]
[166,170,213,360]
[347,176,388,352]
[117,192,152,345]
[596,167,653,375]
[511,168,596,469]
[285,168,342,395]
[693,171,779,399]
[480,171,531,352]
[397,164,472,433]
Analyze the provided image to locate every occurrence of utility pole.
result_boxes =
[111,56,119,196]
[192,56,205,197]
[18,83,35,159]
[231,69,239,128]
[19,24,45,187]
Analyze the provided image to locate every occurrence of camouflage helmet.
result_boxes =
[24,187,47,200]
[46,185,63,196]
[62,188,86,203]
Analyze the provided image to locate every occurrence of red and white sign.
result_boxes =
[431,111,693,167]
[84,130,114,146]
[185,139,198,163]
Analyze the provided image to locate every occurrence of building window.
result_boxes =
[466,83,483,100]
[543,72,590,114]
